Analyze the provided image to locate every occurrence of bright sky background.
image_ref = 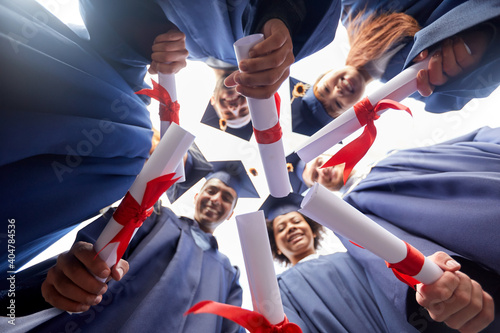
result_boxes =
[30,0,500,313]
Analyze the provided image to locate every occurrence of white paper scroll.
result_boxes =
[158,72,185,182]
[234,34,291,198]
[236,211,285,325]
[94,123,194,279]
[296,59,430,163]
[300,183,443,285]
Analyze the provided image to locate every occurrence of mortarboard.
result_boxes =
[259,192,304,221]
[286,152,309,195]
[290,77,334,137]
[207,160,259,198]
[200,101,254,141]
[167,143,213,203]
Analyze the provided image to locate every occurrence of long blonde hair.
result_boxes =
[345,11,421,70]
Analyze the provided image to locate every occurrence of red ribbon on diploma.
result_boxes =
[386,241,425,289]
[321,97,412,184]
[254,92,283,144]
[186,300,302,333]
[97,173,180,266]
[136,80,180,124]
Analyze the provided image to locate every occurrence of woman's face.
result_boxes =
[314,66,367,118]
[272,212,316,265]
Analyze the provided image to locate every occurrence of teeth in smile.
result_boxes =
[343,79,353,92]
[288,234,302,242]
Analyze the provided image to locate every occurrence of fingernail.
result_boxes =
[98,285,107,295]
[248,51,256,58]
[98,269,109,279]
[93,295,102,305]
[239,62,248,71]
[446,259,460,269]
[117,267,124,280]
[234,73,241,84]
[78,304,90,312]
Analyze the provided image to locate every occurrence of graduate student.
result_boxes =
[263,192,497,333]
[3,161,258,333]
[304,0,500,128]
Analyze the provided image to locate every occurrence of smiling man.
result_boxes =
[11,160,258,333]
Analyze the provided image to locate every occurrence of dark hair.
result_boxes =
[266,212,324,266]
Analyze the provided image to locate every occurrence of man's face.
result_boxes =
[314,66,367,118]
[302,155,345,191]
[211,85,250,122]
[193,178,237,234]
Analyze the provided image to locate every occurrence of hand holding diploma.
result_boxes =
[233,34,291,198]
[299,183,495,331]
[300,183,442,285]
[41,124,194,313]
[225,19,294,100]
[137,29,188,182]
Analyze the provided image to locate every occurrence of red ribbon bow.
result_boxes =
[186,300,302,333]
[253,92,283,144]
[97,173,180,266]
[136,80,180,124]
[386,241,425,289]
[321,97,412,184]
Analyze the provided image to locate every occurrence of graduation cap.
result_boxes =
[200,101,254,141]
[290,77,334,136]
[286,152,309,195]
[260,192,304,221]
[206,160,259,198]
[167,143,213,203]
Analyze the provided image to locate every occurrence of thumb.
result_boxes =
[428,251,461,273]
[224,71,238,88]
[413,49,429,63]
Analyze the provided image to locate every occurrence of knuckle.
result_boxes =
[444,319,462,330]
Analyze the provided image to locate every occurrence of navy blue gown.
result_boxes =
[7,206,245,333]
[279,253,418,333]
[0,0,152,274]
[79,0,342,89]
[342,126,500,332]
[341,0,500,113]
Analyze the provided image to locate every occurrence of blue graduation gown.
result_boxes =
[342,126,500,332]
[19,206,245,333]
[278,253,417,333]
[0,0,152,274]
[341,0,500,113]
[79,0,341,88]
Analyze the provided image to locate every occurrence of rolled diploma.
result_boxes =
[236,211,285,325]
[234,34,290,198]
[300,183,442,285]
[94,123,195,275]
[296,59,430,163]
[158,72,185,183]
